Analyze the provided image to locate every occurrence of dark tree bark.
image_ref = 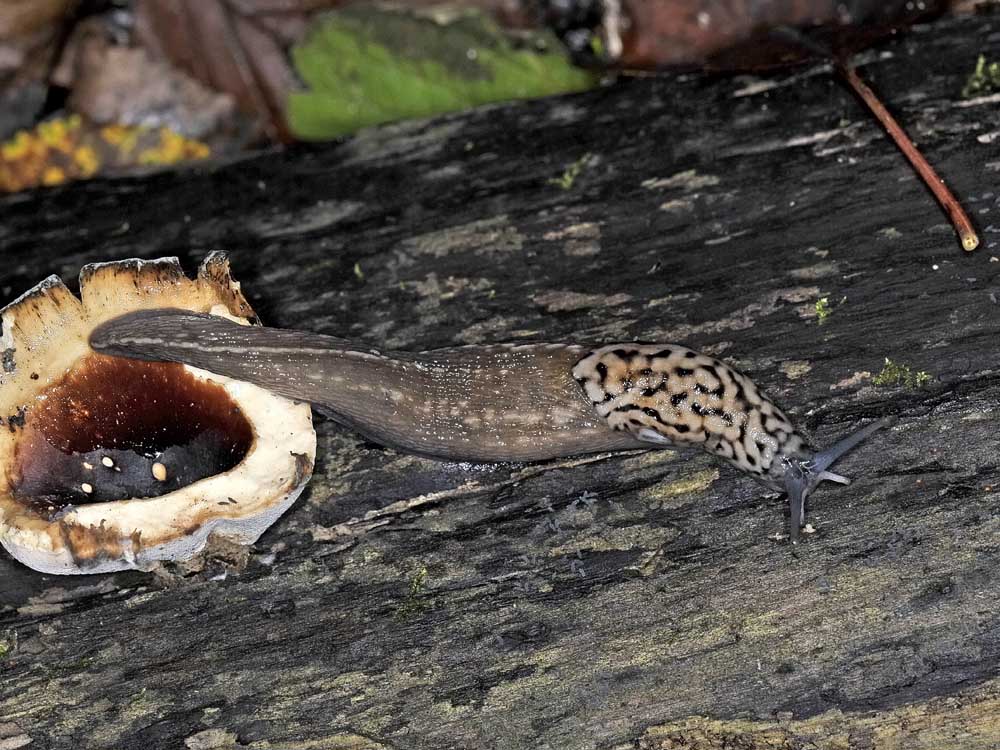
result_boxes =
[2,12,1000,750]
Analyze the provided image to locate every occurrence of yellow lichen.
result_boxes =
[187,141,210,159]
[73,145,99,176]
[100,124,139,153]
[38,118,73,150]
[41,166,66,186]
[138,128,211,166]
[0,117,211,192]
[1,131,31,160]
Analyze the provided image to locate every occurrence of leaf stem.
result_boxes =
[838,62,979,252]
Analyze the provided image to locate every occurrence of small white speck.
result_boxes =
[932,264,939,271]
[466,48,478,61]
[101,456,114,468]
[82,462,94,470]
[802,523,816,534]
[152,462,168,482]
[696,11,711,27]
[81,483,93,494]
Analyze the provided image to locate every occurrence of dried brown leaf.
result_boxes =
[132,0,539,142]
[0,0,77,136]
[612,0,954,69]
[133,0,325,142]
[59,30,238,139]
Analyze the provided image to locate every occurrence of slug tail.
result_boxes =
[785,416,895,541]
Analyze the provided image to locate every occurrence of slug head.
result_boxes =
[773,417,893,541]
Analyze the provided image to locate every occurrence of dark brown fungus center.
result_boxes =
[10,354,254,518]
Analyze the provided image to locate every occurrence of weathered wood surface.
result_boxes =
[2,13,1000,750]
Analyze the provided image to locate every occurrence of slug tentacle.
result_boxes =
[90,309,890,539]
[781,416,894,540]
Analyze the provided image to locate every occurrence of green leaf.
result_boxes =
[288,7,597,140]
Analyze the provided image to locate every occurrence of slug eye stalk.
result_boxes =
[784,416,894,541]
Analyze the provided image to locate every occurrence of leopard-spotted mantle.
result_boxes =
[572,344,807,486]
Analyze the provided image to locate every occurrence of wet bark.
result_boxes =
[1,12,1000,750]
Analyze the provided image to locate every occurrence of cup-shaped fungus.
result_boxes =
[0,253,315,574]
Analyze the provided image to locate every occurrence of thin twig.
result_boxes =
[838,62,979,252]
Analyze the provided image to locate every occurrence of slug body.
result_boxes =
[90,309,889,538]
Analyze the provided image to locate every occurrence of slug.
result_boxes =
[89,309,890,540]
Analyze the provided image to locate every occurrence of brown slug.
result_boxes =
[89,309,890,540]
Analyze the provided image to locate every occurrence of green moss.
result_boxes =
[962,55,1000,99]
[815,296,832,324]
[289,7,597,140]
[395,565,430,620]
[408,566,428,596]
[548,152,592,190]
[0,630,15,661]
[872,358,932,388]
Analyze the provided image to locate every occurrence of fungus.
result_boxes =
[0,254,315,574]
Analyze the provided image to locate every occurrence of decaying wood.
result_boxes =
[1,12,999,750]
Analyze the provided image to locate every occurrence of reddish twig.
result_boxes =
[838,62,979,252]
